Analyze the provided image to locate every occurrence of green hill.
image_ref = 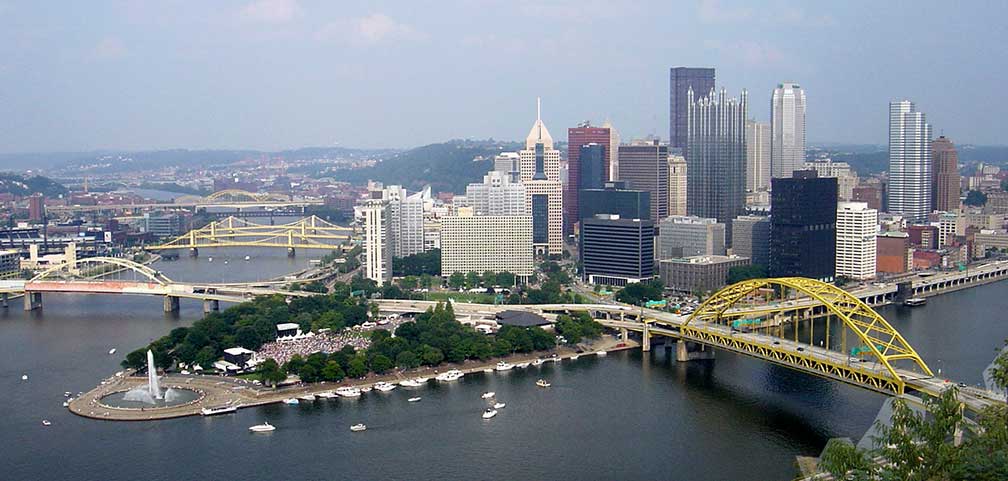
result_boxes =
[0,173,68,197]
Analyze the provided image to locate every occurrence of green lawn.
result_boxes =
[424,290,499,304]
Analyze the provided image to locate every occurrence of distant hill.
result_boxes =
[817,144,1008,176]
[0,173,68,197]
[329,139,522,193]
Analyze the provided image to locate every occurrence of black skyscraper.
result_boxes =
[579,181,650,222]
[579,143,606,192]
[769,171,838,281]
[669,67,715,149]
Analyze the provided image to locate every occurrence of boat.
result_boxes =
[42,420,51,426]
[64,391,72,397]
[596,351,607,357]
[21,374,28,381]
[516,362,530,368]
[407,397,422,402]
[495,361,514,371]
[532,359,544,366]
[248,422,275,433]
[316,391,338,399]
[298,394,316,402]
[536,379,551,388]
[208,257,213,262]
[201,405,237,416]
[493,402,506,409]
[373,381,396,392]
[336,386,362,397]
[482,408,497,419]
[360,386,373,393]
[283,398,299,405]
[244,255,251,261]
[483,368,493,373]
[904,297,927,307]
[399,378,427,388]
[570,354,580,361]
[481,391,495,399]
[350,423,367,432]
[62,401,69,407]
[435,370,464,382]
[108,348,116,355]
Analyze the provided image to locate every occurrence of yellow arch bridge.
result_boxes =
[144,215,354,254]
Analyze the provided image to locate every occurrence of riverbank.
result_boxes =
[68,335,637,421]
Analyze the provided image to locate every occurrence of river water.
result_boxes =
[2,250,1006,481]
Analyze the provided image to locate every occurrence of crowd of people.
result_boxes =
[255,330,371,366]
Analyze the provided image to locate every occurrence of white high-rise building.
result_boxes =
[745,120,770,191]
[493,152,520,183]
[362,200,391,285]
[888,100,932,223]
[440,212,534,277]
[835,202,877,280]
[518,98,563,255]
[465,171,527,216]
[770,83,806,179]
[381,185,425,258]
[804,159,858,201]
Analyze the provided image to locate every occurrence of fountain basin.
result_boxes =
[98,387,202,409]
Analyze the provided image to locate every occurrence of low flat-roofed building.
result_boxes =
[276,322,302,339]
[494,310,550,328]
[659,255,750,295]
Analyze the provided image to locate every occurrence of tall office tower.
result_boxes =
[668,154,687,216]
[657,215,726,259]
[494,152,521,183]
[580,215,655,286]
[518,98,563,255]
[804,159,858,200]
[604,120,620,180]
[362,199,392,286]
[745,120,770,192]
[888,100,932,223]
[440,213,534,278]
[770,83,807,179]
[466,171,527,217]
[28,193,45,222]
[686,87,747,246]
[579,181,650,221]
[567,123,612,234]
[731,215,771,267]
[835,202,878,280]
[669,67,715,149]
[617,140,669,221]
[931,136,961,212]
[769,171,838,281]
[382,185,425,258]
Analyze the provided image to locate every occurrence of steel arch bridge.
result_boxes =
[30,257,174,284]
[144,215,354,251]
[203,189,290,203]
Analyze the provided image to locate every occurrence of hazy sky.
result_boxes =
[2,0,1006,153]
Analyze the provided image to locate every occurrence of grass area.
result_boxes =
[424,290,499,304]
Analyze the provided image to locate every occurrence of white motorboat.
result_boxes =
[408,397,422,402]
[244,255,251,261]
[42,420,51,426]
[283,398,299,405]
[64,391,72,397]
[21,374,28,381]
[108,348,116,355]
[596,351,607,357]
[336,386,362,397]
[399,377,428,388]
[62,401,70,407]
[350,423,367,432]
[208,257,213,262]
[373,381,396,392]
[495,361,514,371]
[360,386,373,393]
[482,408,497,419]
[481,391,495,399]
[298,394,316,402]
[317,391,338,399]
[516,362,530,368]
[570,354,580,361]
[493,402,506,409]
[249,422,275,433]
[201,405,237,416]
[435,370,464,382]
[532,359,544,366]
[536,379,551,388]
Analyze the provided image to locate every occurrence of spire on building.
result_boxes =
[525,97,554,150]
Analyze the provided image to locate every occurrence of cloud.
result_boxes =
[315,13,421,45]
[91,37,127,60]
[238,0,302,24]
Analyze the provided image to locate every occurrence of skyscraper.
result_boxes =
[465,171,527,217]
[519,98,563,255]
[579,181,649,221]
[888,100,932,223]
[669,67,715,150]
[616,140,669,221]
[580,215,654,286]
[381,185,425,258]
[770,83,806,179]
[579,144,606,191]
[668,154,687,216]
[566,123,611,233]
[770,171,838,281]
[745,120,770,192]
[362,199,391,286]
[493,152,520,183]
[731,215,771,267]
[835,201,878,280]
[686,87,747,246]
[931,136,960,212]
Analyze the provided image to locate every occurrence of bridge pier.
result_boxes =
[189,247,199,257]
[641,322,651,352]
[675,340,715,362]
[163,295,180,313]
[620,327,628,343]
[23,292,42,311]
[203,299,220,314]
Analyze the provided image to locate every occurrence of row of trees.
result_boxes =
[393,249,441,276]
[615,280,665,306]
[445,270,517,290]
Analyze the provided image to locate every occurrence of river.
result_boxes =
[2,249,1006,481]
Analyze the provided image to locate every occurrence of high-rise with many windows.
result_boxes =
[616,140,669,221]
[770,171,838,281]
[519,98,562,255]
[363,199,391,286]
[888,100,932,223]
[567,124,612,234]
[835,201,877,280]
[770,83,806,179]
[931,136,960,212]
[745,120,770,192]
[669,67,715,150]
[668,154,687,216]
[465,171,527,217]
[686,87,747,246]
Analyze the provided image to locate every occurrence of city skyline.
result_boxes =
[2,1,1007,153]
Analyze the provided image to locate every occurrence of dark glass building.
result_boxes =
[769,171,838,281]
[616,141,668,221]
[579,181,650,222]
[579,143,606,192]
[531,194,548,244]
[580,215,655,286]
[566,125,612,234]
[670,67,715,149]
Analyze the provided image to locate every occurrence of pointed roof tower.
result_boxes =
[525,97,554,150]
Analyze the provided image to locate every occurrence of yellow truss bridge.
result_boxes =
[144,215,354,253]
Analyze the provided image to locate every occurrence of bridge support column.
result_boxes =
[163,295,180,313]
[23,292,42,311]
[641,323,651,352]
[676,340,715,362]
[620,327,628,342]
[203,299,219,314]
[189,247,198,257]
[287,247,296,257]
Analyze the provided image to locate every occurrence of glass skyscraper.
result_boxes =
[770,83,806,179]
[888,100,932,223]
[669,67,715,150]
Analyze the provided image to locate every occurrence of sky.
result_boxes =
[1,0,1006,153]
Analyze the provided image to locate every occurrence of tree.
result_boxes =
[396,350,420,369]
[347,355,368,378]
[369,353,393,373]
[419,274,434,289]
[298,364,319,383]
[990,345,1008,401]
[321,361,345,382]
[400,275,419,290]
[726,264,767,285]
[615,281,664,306]
[495,271,515,287]
[256,358,286,386]
[964,189,988,206]
[465,271,480,289]
[448,272,465,289]
[121,348,148,369]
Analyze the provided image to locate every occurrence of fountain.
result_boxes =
[147,349,162,399]
[101,349,200,408]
